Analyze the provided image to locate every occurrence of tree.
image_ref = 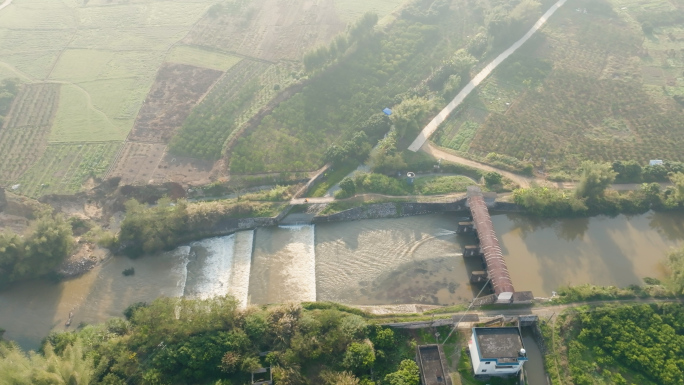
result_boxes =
[229,177,247,201]
[343,342,375,371]
[321,370,360,385]
[339,177,356,197]
[0,341,94,385]
[241,356,261,373]
[484,171,503,188]
[0,214,74,284]
[668,172,684,205]
[390,96,434,140]
[575,161,616,200]
[384,359,420,385]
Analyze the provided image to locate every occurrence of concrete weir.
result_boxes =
[462,186,533,304]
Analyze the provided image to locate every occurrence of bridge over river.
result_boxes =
[458,186,534,305]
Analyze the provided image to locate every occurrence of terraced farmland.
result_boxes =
[0,83,59,184]
[168,60,300,160]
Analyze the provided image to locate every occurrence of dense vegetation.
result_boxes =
[335,173,474,199]
[230,0,529,173]
[513,161,684,217]
[0,298,422,385]
[0,213,74,286]
[0,78,21,127]
[554,304,684,385]
[117,197,285,257]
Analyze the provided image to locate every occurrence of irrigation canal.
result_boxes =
[0,211,682,349]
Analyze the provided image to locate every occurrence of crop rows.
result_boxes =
[0,83,60,184]
[5,83,59,128]
[468,72,684,169]
[16,142,121,198]
[168,60,299,160]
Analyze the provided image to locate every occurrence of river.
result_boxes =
[1,211,682,349]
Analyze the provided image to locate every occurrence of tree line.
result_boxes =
[303,12,378,72]
[513,160,684,217]
[0,78,21,127]
[0,297,422,385]
[566,304,684,385]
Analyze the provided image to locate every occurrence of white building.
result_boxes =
[468,327,528,376]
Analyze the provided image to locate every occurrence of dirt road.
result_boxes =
[407,0,568,151]
[380,297,684,326]
[290,192,467,205]
[423,142,534,188]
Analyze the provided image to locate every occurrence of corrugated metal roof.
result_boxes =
[467,187,515,295]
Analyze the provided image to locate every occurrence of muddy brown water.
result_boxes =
[1,212,682,349]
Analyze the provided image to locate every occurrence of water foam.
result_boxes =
[172,246,191,298]
[278,224,317,302]
[186,235,235,299]
[229,231,254,308]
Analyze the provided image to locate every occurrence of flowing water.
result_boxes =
[1,212,683,349]
[248,225,316,304]
[522,327,547,385]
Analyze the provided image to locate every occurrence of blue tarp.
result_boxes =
[382,108,392,116]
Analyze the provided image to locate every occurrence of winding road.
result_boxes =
[408,0,568,152]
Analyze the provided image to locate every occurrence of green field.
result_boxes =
[0,0,221,195]
[229,15,464,172]
[49,84,127,142]
[434,0,684,172]
[16,142,121,198]
[333,0,406,23]
[0,0,216,144]
[166,45,242,71]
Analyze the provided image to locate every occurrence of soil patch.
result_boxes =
[128,63,223,143]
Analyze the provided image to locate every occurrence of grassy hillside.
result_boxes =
[228,0,515,174]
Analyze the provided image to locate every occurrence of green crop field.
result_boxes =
[0,83,59,185]
[433,0,684,173]
[49,84,127,142]
[168,60,300,160]
[333,0,406,24]
[166,45,242,71]
[15,142,121,198]
[0,0,222,195]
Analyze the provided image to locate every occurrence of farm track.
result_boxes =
[423,142,534,188]
[377,298,684,326]
[408,0,568,151]
[46,81,119,135]
[0,61,33,82]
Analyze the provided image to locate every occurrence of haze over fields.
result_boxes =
[1,0,683,200]
[0,0,405,197]
[2,1,684,384]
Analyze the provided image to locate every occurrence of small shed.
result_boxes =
[650,160,664,166]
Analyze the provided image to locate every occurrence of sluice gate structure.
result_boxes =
[458,186,533,304]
